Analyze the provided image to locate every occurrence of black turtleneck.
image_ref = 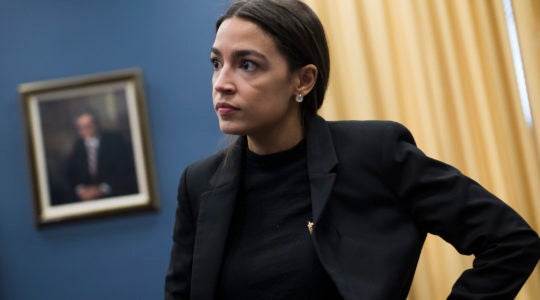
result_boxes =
[217,139,342,299]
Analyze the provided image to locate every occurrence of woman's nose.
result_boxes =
[213,66,235,94]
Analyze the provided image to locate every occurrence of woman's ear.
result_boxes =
[295,64,318,96]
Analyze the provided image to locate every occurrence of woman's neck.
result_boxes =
[247,115,303,155]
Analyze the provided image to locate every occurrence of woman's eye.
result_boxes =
[240,60,256,71]
[211,58,222,70]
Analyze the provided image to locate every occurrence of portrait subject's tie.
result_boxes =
[87,144,98,177]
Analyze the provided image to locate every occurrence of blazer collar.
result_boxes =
[305,114,339,223]
[190,115,338,299]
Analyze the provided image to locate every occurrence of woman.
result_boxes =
[166,0,540,299]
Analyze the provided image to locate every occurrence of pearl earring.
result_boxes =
[295,93,303,103]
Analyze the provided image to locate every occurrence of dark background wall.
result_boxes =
[0,0,227,298]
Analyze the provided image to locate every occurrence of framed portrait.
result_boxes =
[19,68,158,226]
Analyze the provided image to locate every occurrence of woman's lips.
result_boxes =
[216,103,238,116]
[218,107,235,115]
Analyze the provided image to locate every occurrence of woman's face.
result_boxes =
[211,17,300,137]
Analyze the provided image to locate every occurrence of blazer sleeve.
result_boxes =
[381,123,540,299]
[165,168,195,300]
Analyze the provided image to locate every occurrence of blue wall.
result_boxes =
[0,0,227,298]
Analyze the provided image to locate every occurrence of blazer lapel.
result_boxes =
[305,115,339,224]
[190,115,337,298]
[190,137,245,300]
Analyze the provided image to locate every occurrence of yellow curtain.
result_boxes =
[513,0,540,172]
[303,0,540,299]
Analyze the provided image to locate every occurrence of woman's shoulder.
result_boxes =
[326,119,415,144]
[327,119,405,130]
[184,149,227,179]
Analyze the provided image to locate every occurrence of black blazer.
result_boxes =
[166,115,540,299]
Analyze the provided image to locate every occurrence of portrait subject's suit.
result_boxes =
[64,132,138,202]
[165,115,540,299]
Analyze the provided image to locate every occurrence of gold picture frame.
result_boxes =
[19,68,158,226]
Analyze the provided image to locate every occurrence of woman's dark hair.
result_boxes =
[216,0,330,116]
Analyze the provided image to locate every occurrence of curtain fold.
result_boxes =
[512,0,540,296]
[304,0,540,299]
[513,0,540,156]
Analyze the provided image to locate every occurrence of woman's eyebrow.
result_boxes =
[210,47,222,56]
[211,47,268,63]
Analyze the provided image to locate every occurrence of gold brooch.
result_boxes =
[307,221,314,235]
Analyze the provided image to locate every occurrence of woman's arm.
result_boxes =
[165,168,196,300]
[383,123,540,299]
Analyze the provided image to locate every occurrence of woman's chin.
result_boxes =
[219,123,246,136]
